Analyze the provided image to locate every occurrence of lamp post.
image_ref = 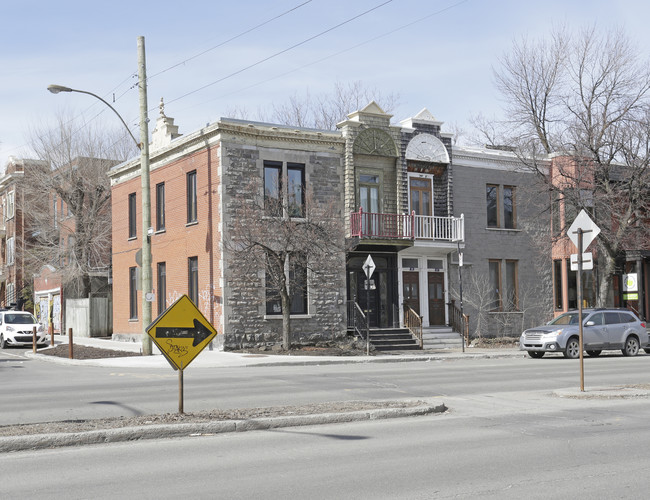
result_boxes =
[47,36,153,355]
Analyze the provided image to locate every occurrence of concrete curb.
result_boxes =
[553,386,650,399]
[0,403,447,453]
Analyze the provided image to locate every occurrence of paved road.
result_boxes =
[2,345,650,425]
[3,389,648,499]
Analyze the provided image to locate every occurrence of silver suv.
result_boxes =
[520,309,648,359]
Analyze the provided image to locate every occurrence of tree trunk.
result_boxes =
[597,253,616,307]
[281,288,291,350]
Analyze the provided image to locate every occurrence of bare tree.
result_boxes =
[23,112,137,298]
[227,178,346,350]
[230,80,400,130]
[489,26,650,305]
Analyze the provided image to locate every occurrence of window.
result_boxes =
[156,182,165,231]
[129,267,138,319]
[266,254,308,315]
[6,237,14,266]
[6,191,14,220]
[128,193,137,239]
[53,194,58,227]
[410,177,432,216]
[287,163,305,218]
[488,260,502,311]
[359,174,380,214]
[157,262,166,316]
[504,260,518,311]
[402,258,419,269]
[67,235,75,265]
[486,185,499,227]
[188,256,198,305]
[503,186,516,229]
[487,184,517,229]
[566,259,577,310]
[264,161,306,218]
[186,170,197,224]
[264,161,282,216]
[552,192,561,237]
[553,260,563,310]
[6,283,14,306]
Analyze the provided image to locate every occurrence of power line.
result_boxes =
[164,0,394,107]
[175,0,470,116]
[147,1,314,81]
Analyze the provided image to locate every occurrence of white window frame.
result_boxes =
[6,191,15,220]
[7,236,15,266]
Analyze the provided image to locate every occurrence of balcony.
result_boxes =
[350,209,464,242]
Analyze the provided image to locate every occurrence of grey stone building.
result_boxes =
[449,146,551,338]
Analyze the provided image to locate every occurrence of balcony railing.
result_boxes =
[350,209,464,242]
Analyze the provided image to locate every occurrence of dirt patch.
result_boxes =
[0,400,430,437]
[471,337,519,348]
[37,344,141,360]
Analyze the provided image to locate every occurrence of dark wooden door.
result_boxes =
[428,272,445,325]
[403,271,420,315]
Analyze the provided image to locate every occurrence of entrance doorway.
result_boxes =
[348,254,397,328]
[428,272,445,325]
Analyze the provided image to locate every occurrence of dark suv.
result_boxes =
[519,308,648,359]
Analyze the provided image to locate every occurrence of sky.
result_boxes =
[3,0,650,167]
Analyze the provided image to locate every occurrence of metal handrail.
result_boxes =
[347,300,367,341]
[448,300,469,347]
[404,306,423,348]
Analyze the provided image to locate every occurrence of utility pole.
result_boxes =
[138,36,152,355]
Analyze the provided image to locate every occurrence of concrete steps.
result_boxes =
[422,327,464,349]
[369,328,421,351]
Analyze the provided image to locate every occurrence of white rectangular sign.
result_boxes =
[570,252,593,271]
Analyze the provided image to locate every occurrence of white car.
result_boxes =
[0,310,46,348]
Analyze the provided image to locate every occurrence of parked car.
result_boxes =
[0,310,46,348]
[520,308,648,359]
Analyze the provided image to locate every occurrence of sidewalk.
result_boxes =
[27,335,525,368]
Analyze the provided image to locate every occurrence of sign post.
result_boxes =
[363,255,375,356]
[567,210,600,392]
[146,295,218,413]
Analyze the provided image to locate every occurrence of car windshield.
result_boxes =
[549,313,580,325]
[5,313,37,324]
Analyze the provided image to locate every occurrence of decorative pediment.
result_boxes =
[405,134,449,164]
[353,128,398,157]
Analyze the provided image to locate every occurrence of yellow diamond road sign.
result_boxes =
[146,295,218,371]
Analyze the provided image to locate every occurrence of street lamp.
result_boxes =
[47,85,140,149]
[47,36,153,355]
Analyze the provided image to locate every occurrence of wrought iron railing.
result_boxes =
[448,300,469,347]
[404,306,423,348]
[347,300,367,341]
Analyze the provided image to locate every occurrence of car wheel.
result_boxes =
[586,350,602,357]
[622,336,640,357]
[528,351,545,359]
[564,337,581,359]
